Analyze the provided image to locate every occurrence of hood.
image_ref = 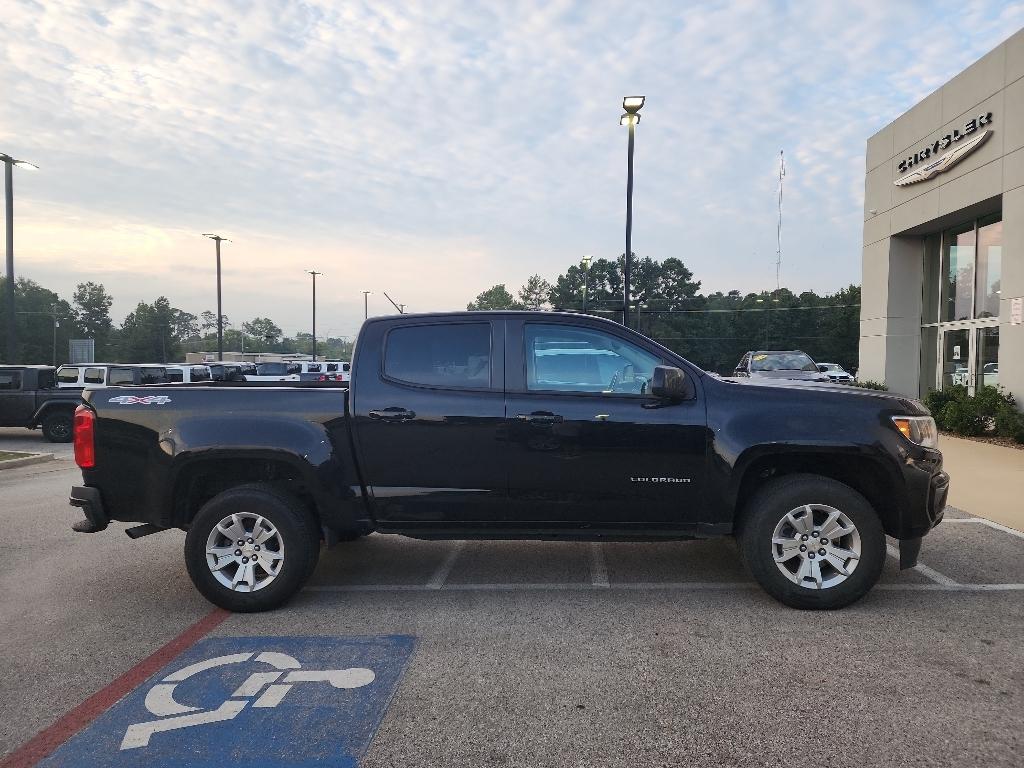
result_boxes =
[748,370,831,382]
[719,375,928,414]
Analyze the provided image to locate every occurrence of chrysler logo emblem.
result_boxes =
[894,112,993,187]
[894,130,990,186]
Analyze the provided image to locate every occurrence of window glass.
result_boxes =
[287,363,301,375]
[307,363,321,373]
[385,324,490,388]
[256,363,287,376]
[108,368,134,385]
[37,370,55,389]
[922,233,941,324]
[978,327,999,388]
[749,352,817,372]
[525,324,661,394]
[84,368,104,384]
[0,371,22,390]
[192,366,211,381]
[326,363,337,372]
[941,329,969,390]
[139,368,167,384]
[941,222,975,321]
[165,369,184,382]
[57,367,80,384]
[975,216,1001,318]
[342,363,350,372]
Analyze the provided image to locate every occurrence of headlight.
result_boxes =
[891,416,938,449]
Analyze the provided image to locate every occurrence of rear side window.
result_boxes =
[108,368,134,385]
[140,368,168,384]
[191,366,211,381]
[165,369,184,383]
[0,371,22,390]
[84,368,104,384]
[384,324,490,389]
[325,363,337,372]
[307,363,321,373]
[58,367,80,384]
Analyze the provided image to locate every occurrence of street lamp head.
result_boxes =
[13,160,38,170]
[622,96,645,113]
[202,233,230,242]
[582,254,592,265]
[619,113,640,126]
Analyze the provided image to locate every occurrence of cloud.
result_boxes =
[1,0,1021,332]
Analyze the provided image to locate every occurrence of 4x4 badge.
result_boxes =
[108,395,172,405]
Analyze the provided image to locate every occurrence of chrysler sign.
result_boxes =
[894,112,993,186]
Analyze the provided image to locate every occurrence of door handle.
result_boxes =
[516,412,563,424]
[368,407,416,422]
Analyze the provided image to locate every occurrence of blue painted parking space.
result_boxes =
[39,635,415,768]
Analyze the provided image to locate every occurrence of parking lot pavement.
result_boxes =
[0,428,73,459]
[2,464,1022,767]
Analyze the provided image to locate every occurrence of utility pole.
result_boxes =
[776,149,785,291]
[362,291,371,320]
[202,234,230,360]
[51,303,58,366]
[307,270,322,360]
[2,153,37,362]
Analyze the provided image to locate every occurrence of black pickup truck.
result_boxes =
[0,366,82,441]
[69,312,949,612]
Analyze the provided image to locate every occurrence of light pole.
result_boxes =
[202,234,230,360]
[620,96,644,329]
[581,254,592,313]
[307,270,322,360]
[2,153,37,362]
[362,290,371,320]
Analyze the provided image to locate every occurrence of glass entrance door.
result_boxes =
[939,326,999,395]
[941,329,970,390]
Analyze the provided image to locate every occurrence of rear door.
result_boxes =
[0,370,35,426]
[351,318,506,524]
[503,318,708,526]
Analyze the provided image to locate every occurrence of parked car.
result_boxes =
[207,363,247,382]
[165,365,212,384]
[816,363,854,384]
[70,311,948,613]
[245,362,301,382]
[733,350,831,383]
[0,366,82,441]
[56,364,170,389]
[299,361,351,382]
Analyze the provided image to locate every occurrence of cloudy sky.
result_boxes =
[3,1,1023,339]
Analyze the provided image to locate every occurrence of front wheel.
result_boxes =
[41,411,74,442]
[738,474,886,610]
[184,484,320,612]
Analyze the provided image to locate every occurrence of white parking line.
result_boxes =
[941,517,1024,540]
[305,581,1024,593]
[425,540,465,590]
[589,543,609,588]
[886,544,960,587]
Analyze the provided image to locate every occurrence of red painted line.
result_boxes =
[0,608,229,768]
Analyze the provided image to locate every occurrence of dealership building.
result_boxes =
[859,28,1023,406]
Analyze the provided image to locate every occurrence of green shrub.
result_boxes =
[850,380,888,391]
[925,385,1024,443]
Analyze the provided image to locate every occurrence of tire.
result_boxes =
[184,483,321,612]
[737,474,885,610]
[41,411,74,443]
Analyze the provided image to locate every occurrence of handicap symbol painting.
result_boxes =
[39,635,416,768]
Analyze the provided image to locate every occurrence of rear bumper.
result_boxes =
[69,486,109,532]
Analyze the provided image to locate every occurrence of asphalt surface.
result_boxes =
[1,426,1022,767]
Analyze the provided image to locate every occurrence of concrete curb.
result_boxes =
[0,452,56,471]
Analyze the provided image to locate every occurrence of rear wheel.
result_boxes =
[41,411,74,442]
[738,474,885,610]
[184,484,320,612]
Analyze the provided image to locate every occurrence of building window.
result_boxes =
[975,216,1002,319]
[940,222,975,322]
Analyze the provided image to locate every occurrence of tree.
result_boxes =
[467,284,523,311]
[517,275,551,311]
[118,297,197,362]
[72,282,114,357]
[200,311,230,333]
[0,277,76,364]
[242,317,283,348]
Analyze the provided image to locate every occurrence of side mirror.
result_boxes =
[650,365,694,400]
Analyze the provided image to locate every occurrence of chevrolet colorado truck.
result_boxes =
[69,312,949,612]
[0,365,82,441]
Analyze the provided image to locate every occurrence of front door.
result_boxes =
[503,319,707,526]
[939,324,999,395]
[351,318,507,525]
[0,369,34,426]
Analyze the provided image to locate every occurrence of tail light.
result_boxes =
[74,405,96,468]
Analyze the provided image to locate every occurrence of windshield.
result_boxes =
[750,352,817,372]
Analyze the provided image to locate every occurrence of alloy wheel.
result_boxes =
[205,512,285,592]
[771,504,861,590]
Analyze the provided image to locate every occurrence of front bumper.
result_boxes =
[896,453,949,568]
[69,485,109,533]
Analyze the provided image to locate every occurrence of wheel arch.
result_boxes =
[730,446,906,538]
